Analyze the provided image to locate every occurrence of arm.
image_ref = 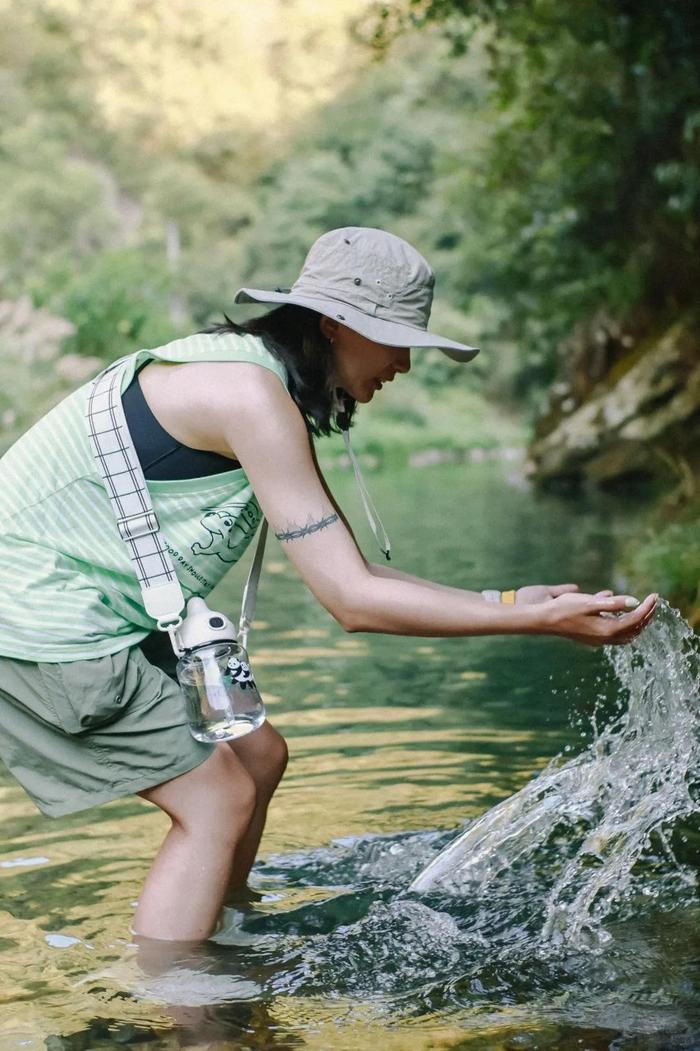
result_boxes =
[180,363,657,645]
[367,566,592,607]
[370,559,484,600]
[311,443,587,606]
[309,441,484,601]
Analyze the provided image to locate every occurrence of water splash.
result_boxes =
[409,601,700,952]
[299,900,478,998]
[117,603,700,1030]
[258,827,450,890]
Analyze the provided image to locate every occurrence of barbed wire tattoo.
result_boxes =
[275,512,339,543]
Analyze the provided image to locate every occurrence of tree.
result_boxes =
[361,0,700,392]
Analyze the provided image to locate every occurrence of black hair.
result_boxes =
[205,304,357,438]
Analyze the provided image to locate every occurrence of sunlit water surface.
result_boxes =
[1,462,699,1051]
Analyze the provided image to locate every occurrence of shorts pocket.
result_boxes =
[37,651,135,735]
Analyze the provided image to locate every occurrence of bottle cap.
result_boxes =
[176,597,238,652]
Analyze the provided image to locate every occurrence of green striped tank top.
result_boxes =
[0,331,288,661]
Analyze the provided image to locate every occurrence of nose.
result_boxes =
[394,349,411,374]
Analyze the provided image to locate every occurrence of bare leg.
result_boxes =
[133,744,256,940]
[224,721,288,900]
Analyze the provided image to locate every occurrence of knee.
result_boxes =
[230,724,289,798]
[177,747,257,839]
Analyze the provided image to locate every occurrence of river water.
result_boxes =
[1,460,698,1050]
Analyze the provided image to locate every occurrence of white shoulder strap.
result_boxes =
[85,361,267,639]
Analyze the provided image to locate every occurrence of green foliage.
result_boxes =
[3,0,699,442]
[0,123,116,295]
[625,501,700,621]
[0,299,78,454]
[365,0,700,389]
[55,250,178,360]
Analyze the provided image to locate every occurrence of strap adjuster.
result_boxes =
[117,510,159,542]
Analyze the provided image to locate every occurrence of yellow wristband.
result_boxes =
[501,589,516,604]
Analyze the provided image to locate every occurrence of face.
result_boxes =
[319,316,411,403]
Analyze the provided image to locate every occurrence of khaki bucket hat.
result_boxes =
[234,226,479,362]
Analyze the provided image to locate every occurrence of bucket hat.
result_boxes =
[234,226,479,363]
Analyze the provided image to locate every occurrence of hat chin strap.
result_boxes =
[332,390,392,561]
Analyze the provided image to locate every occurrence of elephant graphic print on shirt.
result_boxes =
[191,500,262,563]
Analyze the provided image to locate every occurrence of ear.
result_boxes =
[318,315,340,342]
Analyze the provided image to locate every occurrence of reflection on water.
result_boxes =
[1,462,696,1050]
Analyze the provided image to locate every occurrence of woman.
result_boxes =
[0,226,656,942]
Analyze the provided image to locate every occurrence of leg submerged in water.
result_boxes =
[133,745,257,941]
[225,721,289,901]
[132,722,288,940]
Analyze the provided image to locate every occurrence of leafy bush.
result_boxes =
[54,250,178,361]
[366,0,700,392]
[626,504,700,624]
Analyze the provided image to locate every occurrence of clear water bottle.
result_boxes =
[173,597,266,743]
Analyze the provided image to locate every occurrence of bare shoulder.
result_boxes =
[138,359,300,457]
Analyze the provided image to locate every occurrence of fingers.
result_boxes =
[633,596,658,635]
[594,593,646,615]
[619,592,657,621]
[550,583,580,597]
[598,593,658,644]
[549,591,659,647]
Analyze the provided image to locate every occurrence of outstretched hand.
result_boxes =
[515,583,658,646]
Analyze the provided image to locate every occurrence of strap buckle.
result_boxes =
[116,510,159,542]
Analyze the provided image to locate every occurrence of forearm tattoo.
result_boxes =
[275,512,339,543]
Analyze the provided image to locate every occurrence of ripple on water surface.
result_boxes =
[1,575,697,1051]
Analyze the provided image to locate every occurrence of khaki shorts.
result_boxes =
[0,633,215,817]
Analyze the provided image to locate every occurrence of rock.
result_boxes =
[530,316,700,486]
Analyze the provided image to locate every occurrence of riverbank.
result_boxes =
[527,312,700,628]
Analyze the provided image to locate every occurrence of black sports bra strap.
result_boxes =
[121,366,241,480]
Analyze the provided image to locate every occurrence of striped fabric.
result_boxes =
[0,332,288,661]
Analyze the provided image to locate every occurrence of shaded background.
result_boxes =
[1,0,698,618]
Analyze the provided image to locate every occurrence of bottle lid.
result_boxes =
[177,596,238,652]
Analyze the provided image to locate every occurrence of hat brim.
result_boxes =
[234,288,479,362]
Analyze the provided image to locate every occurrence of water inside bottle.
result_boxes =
[187,711,263,743]
[177,642,266,743]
